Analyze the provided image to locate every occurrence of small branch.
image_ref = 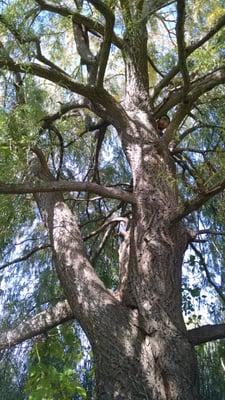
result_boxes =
[84,217,128,241]
[142,0,176,21]
[188,323,225,346]
[41,101,87,126]
[91,223,116,264]
[0,300,73,351]
[148,55,165,78]
[190,243,225,303]
[188,12,225,55]
[172,147,225,155]
[35,39,70,77]
[0,245,51,271]
[195,229,225,237]
[92,123,108,183]
[0,181,135,204]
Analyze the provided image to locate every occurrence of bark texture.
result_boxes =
[30,112,199,399]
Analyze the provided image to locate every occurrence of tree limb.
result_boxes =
[193,229,225,238]
[0,245,51,271]
[153,12,225,99]
[156,67,225,117]
[0,301,74,351]
[88,0,115,87]
[0,40,126,124]
[173,177,225,221]
[188,323,225,346]
[0,181,135,204]
[176,0,189,96]
[188,12,225,54]
[35,0,123,49]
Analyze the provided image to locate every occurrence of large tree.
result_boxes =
[0,0,225,398]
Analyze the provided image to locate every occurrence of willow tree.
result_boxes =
[0,0,225,399]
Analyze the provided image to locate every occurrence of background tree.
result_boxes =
[0,0,225,398]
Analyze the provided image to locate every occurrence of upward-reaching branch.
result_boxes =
[154,12,225,99]
[156,67,225,118]
[88,0,115,87]
[176,0,189,96]
[29,151,122,337]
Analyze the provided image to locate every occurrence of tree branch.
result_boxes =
[0,301,73,351]
[89,0,115,87]
[91,223,116,264]
[41,101,87,126]
[84,217,128,241]
[173,177,225,221]
[156,67,225,117]
[176,0,189,96]
[35,0,123,49]
[0,47,126,124]
[188,323,225,346]
[0,180,135,203]
[188,12,225,54]
[153,12,225,99]
[193,229,225,238]
[0,245,51,271]
[190,243,225,303]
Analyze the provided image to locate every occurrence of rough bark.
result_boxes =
[29,112,199,399]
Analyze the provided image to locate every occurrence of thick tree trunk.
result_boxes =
[31,118,200,398]
[94,320,198,399]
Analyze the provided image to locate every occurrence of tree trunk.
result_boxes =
[93,318,198,399]
[31,115,200,399]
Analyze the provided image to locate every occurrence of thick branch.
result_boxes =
[0,301,73,351]
[0,181,135,204]
[188,323,225,346]
[0,41,126,124]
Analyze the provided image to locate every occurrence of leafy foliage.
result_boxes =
[24,324,88,400]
